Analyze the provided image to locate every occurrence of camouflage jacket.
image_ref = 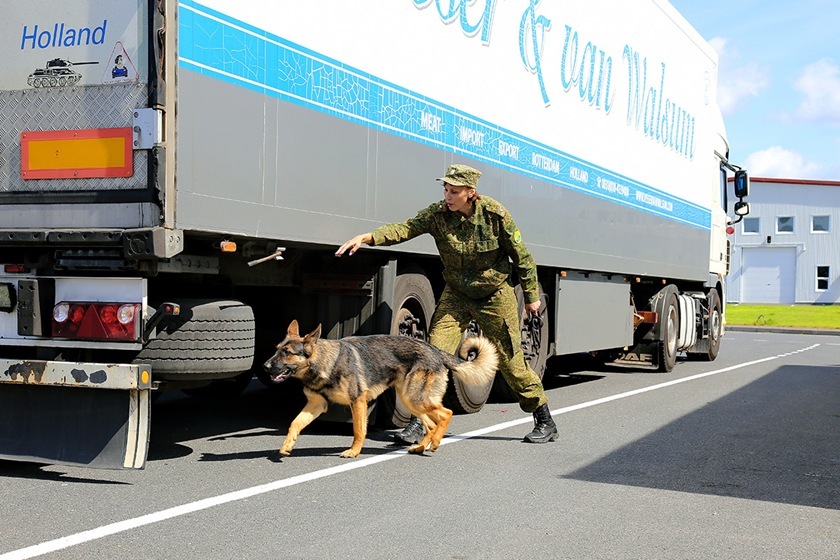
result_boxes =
[370,196,539,302]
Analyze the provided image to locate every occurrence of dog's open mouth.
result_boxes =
[263,359,294,383]
[270,370,292,383]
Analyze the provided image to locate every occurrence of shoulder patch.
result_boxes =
[513,230,522,244]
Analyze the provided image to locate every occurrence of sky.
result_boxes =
[669,0,840,181]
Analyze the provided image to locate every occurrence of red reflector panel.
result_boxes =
[52,302,140,341]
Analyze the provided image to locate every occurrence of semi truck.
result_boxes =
[0,0,749,469]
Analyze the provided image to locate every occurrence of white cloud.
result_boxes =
[744,146,823,180]
[792,58,840,125]
[709,37,770,116]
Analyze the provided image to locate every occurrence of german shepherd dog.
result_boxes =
[263,320,499,458]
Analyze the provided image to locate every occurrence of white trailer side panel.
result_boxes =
[174,0,725,282]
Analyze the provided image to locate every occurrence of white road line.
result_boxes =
[1,343,820,560]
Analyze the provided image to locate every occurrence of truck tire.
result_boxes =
[136,299,255,381]
[375,272,435,428]
[491,283,549,402]
[688,288,722,362]
[657,290,679,372]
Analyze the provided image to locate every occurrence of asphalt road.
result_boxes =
[1,331,838,560]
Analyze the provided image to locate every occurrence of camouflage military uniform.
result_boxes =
[370,194,548,413]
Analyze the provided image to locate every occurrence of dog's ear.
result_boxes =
[305,323,322,342]
[287,320,300,337]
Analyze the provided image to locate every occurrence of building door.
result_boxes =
[740,247,796,303]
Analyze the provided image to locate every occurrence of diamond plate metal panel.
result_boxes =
[0,83,149,193]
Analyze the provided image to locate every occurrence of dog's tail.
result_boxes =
[449,336,499,387]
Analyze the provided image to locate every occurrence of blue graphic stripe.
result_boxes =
[178,0,711,230]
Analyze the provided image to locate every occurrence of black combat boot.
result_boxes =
[395,416,425,444]
[523,404,558,443]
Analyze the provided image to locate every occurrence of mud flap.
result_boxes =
[612,341,659,369]
[0,360,151,469]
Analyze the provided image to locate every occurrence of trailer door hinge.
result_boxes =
[132,108,163,149]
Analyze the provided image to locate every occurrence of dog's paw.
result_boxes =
[278,447,292,457]
[339,448,360,458]
[268,450,285,463]
[407,443,427,455]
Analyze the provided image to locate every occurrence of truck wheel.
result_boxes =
[657,290,679,372]
[135,299,255,381]
[688,288,722,362]
[375,272,435,428]
[704,289,722,360]
[491,284,549,402]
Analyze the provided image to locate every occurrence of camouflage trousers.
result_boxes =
[429,283,548,413]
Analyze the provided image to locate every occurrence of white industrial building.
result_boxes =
[726,177,840,304]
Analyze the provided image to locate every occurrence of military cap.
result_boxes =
[437,164,482,189]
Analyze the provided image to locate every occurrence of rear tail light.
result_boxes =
[52,302,141,341]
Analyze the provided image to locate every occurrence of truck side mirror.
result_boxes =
[734,201,750,216]
[733,169,749,198]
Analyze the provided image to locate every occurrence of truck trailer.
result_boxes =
[0,0,749,469]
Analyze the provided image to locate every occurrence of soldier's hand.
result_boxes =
[525,300,541,316]
[336,233,372,257]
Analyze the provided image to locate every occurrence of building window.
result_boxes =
[817,266,830,291]
[742,217,760,234]
[812,215,830,233]
[777,216,794,233]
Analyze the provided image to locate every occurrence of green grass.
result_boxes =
[725,304,840,329]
